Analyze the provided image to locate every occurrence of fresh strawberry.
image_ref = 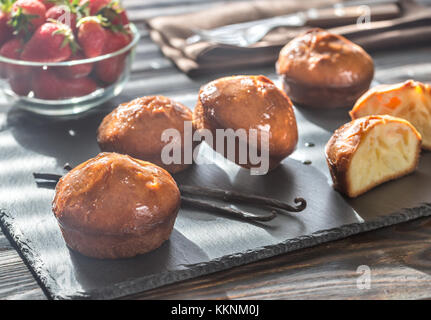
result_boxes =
[21,21,77,62]
[32,69,63,99]
[0,38,25,77]
[10,0,47,37]
[0,11,13,46]
[80,0,126,27]
[9,72,33,95]
[46,5,77,32]
[56,51,92,78]
[0,38,33,95]
[114,9,128,26]
[99,1,127,27]
[0,37,24,61]
[77,16,106,58]
[37,0,55,10]
[33,69,98,99]
[62,75,98,98]
[96,55,125,84]
[45,0,90,33]
[79,0,109,15]
[95,29,130,83]
[0,38,17,78]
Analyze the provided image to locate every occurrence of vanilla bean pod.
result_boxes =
[57,166,306,213]
[33,173,63,181]
[180,185,306,213]
[32,172,305,222]
[181,197,276,222]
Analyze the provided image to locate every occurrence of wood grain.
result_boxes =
[124,217,431,300]
[2,216,431,300]
[1,0,431,300]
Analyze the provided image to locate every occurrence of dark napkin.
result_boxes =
[146,0,431,76]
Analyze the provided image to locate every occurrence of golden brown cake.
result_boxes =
[97,96,194,174]
[52,152,181,259]
[350,80,431,150]
[276,28,374,109]
[193,75,298,172]
[325,115,421,198]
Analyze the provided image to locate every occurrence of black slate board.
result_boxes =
[1,40,431,299]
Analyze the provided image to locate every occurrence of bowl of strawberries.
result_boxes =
[0,0,140,116]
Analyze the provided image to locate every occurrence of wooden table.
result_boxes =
[1,0,431,300]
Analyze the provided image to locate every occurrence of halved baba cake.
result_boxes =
[325,115,422,198]
[350,80,431,150]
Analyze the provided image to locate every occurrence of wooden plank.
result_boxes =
[126,0,245,21]
[123,217,431,300]
[2,215,431,300]
[0,235,45,300]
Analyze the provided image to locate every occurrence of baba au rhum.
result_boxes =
[350,80,431,150]
[277,28,374,109]
[52,152,181,259]
[325,115,421,198]
[194,75,298,172]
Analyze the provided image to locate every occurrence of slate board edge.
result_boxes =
[0,209,54,300]
[1,203,431,300]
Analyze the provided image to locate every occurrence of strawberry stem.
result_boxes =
[50,19,81,54]
[9,6,39,40]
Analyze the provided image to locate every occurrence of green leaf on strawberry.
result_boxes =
[49,19,80,53]
[0,0,17,13]
[9,0,47,39]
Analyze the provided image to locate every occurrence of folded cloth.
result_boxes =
[146,0,431,76]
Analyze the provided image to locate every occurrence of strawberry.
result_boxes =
[9,73,33,95]
[62,75,98,98]
[0,38,25,77]
[95,29,130,83]
[32,69,63,99]
[0,38,17,78]
[96,55,125,84]
[33,69,98,99]
[0,11,13,46]
[77,16,106,58]
[114,9,128,26]
[0,38,33,95]
[45,1,90,33]
[56,51,92,78]
[80,0,127,28]
[0,37,24,62]
[10,0,47,37]
[21,21,77,62]
[79,0,110,15]
[37,0,55,10]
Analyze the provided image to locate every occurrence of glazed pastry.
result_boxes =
[98,96,194,174]
[325,115,421,198]
[193,75,298,172]
[350,80,431,150]
[52,152,181,259]
[276,28,374,109]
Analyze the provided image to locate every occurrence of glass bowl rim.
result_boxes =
[0,23,140,67]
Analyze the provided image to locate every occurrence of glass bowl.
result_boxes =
[0,23,140,116]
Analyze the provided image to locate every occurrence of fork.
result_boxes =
[188,13,307,47]
[186,0,401,46]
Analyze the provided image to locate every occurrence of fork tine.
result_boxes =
[189,28,247,46]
